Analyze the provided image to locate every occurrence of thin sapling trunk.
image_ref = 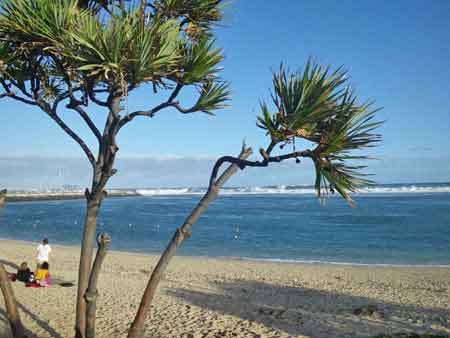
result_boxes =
[76,192,103,338]
[85,233,111,338]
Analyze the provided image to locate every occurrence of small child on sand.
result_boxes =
[34,261,51,287]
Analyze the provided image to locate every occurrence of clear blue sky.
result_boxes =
[1,0,450,187]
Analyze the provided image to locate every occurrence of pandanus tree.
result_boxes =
[0,0,229,337]
[127,61,383,337]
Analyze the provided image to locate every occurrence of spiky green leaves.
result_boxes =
[155,0,224,29]
[0,0,227,96]
[269,62,348,142]
[258,60,382,205]
[0,0,82,47]
[180,38,224,84]
[71,13,181,85]
[193,80,230,114]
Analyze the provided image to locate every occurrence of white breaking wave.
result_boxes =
[235,257,450,268]
[136,184,450,196]
[136,188,190,195]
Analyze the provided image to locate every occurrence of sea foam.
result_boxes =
[136,184,450,196]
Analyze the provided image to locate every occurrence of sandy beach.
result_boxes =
[0,239,449,338]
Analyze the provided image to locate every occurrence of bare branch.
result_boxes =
[118,83,184,130]
[88,90,108,107]
[52,86,84,111]
[214,145,254,188]
[47,57,102,145]
[167,83,183,102]
[68,104,102,143]
[1,79,37,105]
[209,149,313,188]
[49,55,86,111]
[8,78,33,99]
[37,101,96,167]
[1,92,37,105]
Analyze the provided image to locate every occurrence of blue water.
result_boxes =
[1,193,450,265]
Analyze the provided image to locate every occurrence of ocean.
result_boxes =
[1,183,450,266]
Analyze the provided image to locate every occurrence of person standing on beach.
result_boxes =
[36,238,52,269]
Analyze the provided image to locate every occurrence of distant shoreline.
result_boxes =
[4,190,139,202]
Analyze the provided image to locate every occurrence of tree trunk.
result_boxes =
[127,147,252,338]
[85,233,111,338]
[0,189,6,210]
[76,95,120,338]
[0,263,25,338]
[75,193,103,338]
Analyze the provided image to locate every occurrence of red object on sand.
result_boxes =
[25,282,40,288]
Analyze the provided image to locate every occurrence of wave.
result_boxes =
[136,184,450,196]
[136,188,190,195]
[233,256,450,267]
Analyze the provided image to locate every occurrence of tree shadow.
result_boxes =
[0,308,13,338]
[0,259,19,271]
[17,302,64,338]
[166,279,450,338]
[0,302,64,338]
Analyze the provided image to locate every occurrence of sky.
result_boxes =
[1,0,450,189]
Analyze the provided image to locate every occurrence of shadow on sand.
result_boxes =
[167,279,450,338]
[0,259,19,271]
[0,302,64,338]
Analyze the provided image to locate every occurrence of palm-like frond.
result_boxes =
[72,11,181,84]
[0,0,83,48]
[193,79,230,114]
[180,37,224,84]
[266,61,348,142]
[156,0,225,28]
[258,60,383,205]
[0,0,225,90]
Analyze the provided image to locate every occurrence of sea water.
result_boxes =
[1,184,450,265]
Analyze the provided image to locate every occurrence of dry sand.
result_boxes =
[1,239,449,338]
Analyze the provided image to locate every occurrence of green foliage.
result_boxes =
[155,0,224,28]
[0,0,81,44]
[193,79,230,114]
[257,60,382,205]
[0,0,229,109]
[70,12,181,85]
[180,37,224,84]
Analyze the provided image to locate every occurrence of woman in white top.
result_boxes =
[36,238,52,269]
